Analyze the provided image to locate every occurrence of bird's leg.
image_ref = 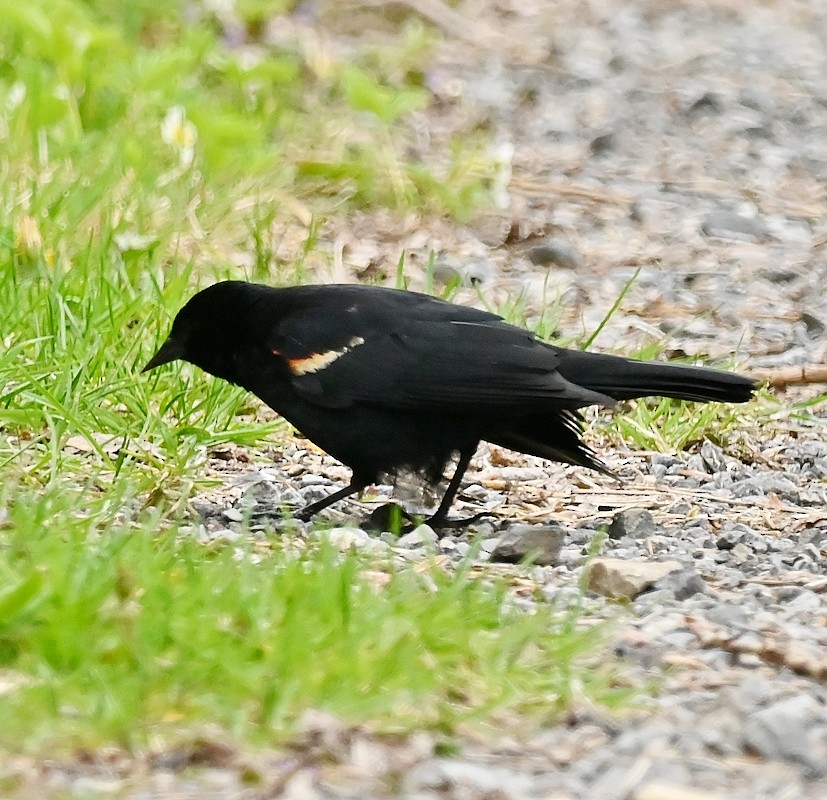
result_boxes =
[297,446,487,531]
[295,479,368,522]
[426,444,489,533]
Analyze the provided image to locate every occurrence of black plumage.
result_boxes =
[143,281,756,527]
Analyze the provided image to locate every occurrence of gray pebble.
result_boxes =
[315,526,389,555]
[706,602,750,628]
[398,524,438,548]
[731,475,799,502]
[222,507,244,522]
[526,239,582,269]
[608,508,660,540]
[589,131,616,156]
[653,568,707,600]
[490,524,565,566]
[742,696,827,776]
[701,209,769,242]
[730,542,753,564]
[700,440,729,473]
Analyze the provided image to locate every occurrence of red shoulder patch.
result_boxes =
[281,336,366,376]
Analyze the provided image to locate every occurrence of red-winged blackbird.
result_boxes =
[143,281,756,527]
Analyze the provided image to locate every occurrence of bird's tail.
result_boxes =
[556,350,756,403]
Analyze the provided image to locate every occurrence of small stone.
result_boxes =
[801,311,826,337]
[653,568,707,600]
[686,453,706,473]
[731,475,799,502]
[586,558,683,600]
[397,524,439,547]
[407,759,532,797]
[480,537,501,553]
[589,131,616,156]
[701,210,769,242]
[299,474,333,487]
[316,527,385,553]
[432,257,461,285]
[742,695,827,775]
[629,197,660,224]
[801,528,827,547]
[634,782,730,800]
[634,588,680,610]
[222,507,244,522]
[208,528,243,542]
[467,211,512,247]
[700,440,728,473]
[727,674,774,713]
[490,524,565,566]
[242,480,281,503]
[776,585,804,603]
[526,239,582,269]
[541,585,584,606]
[730,542,752,564]
[363,502,415,533]
[607,509,660,540]
[460,259,497,286]
[717,523,759,550]
[433,256,497,287]
[651,454,683,469]
[685,90,725,117]
[782,589,822,613]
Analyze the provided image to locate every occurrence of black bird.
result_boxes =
[143,281,756,528]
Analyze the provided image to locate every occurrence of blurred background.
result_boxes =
[4,0,825,366]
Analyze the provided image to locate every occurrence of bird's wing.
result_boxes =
[265,297,612,411]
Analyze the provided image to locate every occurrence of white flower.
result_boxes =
[6,82,26,113]
[203,0,236,15]
[161,105,197,166]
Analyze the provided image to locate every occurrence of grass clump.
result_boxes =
[0,482,622,753]
[0,253,276,504]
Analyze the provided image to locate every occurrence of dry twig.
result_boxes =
[750,365,827,389]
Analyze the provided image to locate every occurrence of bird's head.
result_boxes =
[142,281,267,380]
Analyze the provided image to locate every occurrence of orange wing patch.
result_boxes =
[284,336,365,376]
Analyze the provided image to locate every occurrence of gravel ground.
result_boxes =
[34,1,827,797]
[296,2,826,795]
[177,428,827,799]
[202,1,827,798]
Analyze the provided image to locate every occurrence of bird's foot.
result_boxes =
[425,511,491,532]
[363,503,491,536]
[363,502,417,534]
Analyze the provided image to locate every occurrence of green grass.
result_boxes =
[0,481,625,753]
[0,0,633,759]
[607,395,756,453]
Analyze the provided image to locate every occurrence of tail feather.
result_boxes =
[489,411,618,478]
[556,350,756,404]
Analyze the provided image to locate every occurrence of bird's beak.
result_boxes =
[142,337,184,373]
